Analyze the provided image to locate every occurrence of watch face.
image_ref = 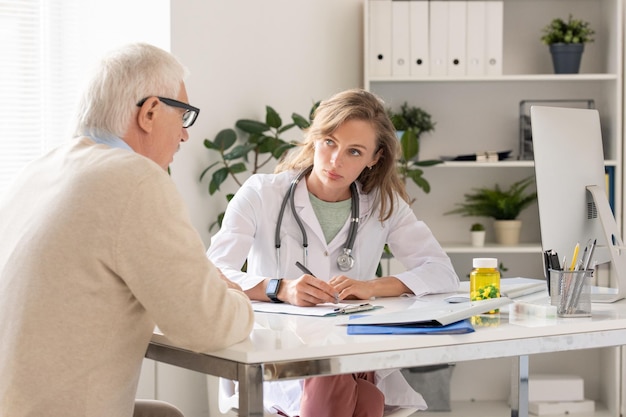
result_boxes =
[267,279,280,294]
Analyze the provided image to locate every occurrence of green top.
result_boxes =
[309,192,351,244]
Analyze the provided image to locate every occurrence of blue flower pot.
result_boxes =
[549,43,585,74]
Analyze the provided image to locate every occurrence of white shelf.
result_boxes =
[416,400,612,417]
[439,160,534,168]
[370,74,619,83]
[442,243,542,254]
[365,0,624,414]
[434,160,618,168]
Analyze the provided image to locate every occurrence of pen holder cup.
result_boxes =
[549,269,592,317]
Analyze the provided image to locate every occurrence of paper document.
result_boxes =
[501,280,546,299]
[251,301,381,317]
[341,297,512,327]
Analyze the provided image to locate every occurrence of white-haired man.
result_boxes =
[0,43,254,417]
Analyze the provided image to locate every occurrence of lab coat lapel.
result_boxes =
[292,180,327,248]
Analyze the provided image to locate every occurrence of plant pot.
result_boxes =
[549,43,584,74]
[493,220,522,245]
[471,231,486,247]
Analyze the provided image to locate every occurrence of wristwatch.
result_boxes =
[266,278,283,303]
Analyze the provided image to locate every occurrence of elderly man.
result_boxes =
[0,43,254,417]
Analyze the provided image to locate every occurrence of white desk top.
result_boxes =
[150,293,626,380]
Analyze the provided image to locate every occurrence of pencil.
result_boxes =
[569,242,580,271]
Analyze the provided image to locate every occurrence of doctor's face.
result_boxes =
[309,118,379,201]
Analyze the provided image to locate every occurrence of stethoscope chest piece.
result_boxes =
[275,167,360,275]
[337,248,355,271]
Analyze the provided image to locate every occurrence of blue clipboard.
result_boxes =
[347,318,474,335]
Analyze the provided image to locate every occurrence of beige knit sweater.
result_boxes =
[0,137,254,417]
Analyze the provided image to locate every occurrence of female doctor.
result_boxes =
[207,88,459,417]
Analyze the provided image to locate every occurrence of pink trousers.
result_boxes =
[298,372,385,417]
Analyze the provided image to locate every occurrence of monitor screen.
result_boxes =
[531,106,612,276]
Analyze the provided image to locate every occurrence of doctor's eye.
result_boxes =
[323,138,336,147]
[349,148,362,157]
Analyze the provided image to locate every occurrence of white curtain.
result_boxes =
[0,0,170,198]
[0,0,80,196]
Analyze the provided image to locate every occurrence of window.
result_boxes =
[0,0,170,198]
[0,0,80,195]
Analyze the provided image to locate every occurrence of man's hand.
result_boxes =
[216,268,243,292]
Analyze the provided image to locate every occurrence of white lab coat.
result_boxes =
[207,171,460,415]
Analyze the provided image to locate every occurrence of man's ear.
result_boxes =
[136,97,159,133]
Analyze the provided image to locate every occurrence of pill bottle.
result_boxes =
[470,258,500,313]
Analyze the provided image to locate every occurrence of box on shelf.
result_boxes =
[529,399,595,415]
[528,374,584,403]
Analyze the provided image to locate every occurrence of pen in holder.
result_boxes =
[549,269,592,317]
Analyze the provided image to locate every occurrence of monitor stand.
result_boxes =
[586,185,626,303]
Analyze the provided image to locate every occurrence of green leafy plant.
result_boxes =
[470,222,485,232]
[200,101,442,231]
[389,102,435,134]
[388,102,441,204]
[541,14,595,45]
[200,104,316,231]
[445,176,537,221]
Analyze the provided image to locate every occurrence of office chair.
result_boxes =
[133,399,185,417]
[216,377,418,417]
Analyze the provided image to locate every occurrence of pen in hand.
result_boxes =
[294,261,339,303]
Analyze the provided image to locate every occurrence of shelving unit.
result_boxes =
[365,0,624,415]
[365,0,623,280]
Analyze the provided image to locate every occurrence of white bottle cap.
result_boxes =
[473,258,498,268]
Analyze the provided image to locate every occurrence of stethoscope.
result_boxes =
[274,166,359,278]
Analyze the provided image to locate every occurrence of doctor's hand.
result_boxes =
[329,275,375,300]
[330,275,413,300]
[281,275,340,307]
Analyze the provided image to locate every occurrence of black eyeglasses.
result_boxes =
[136,96,200,128]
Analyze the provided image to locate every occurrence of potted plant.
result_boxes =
[470,222,486,247]
[388,102,441,205]
[202,101,443,232]
[445,176,537,245]
[200,104,316,231]
[540,14,595,74]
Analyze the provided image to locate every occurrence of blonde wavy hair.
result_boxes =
[275,88,409,222]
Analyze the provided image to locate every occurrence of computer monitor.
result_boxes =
[531,106,625,303]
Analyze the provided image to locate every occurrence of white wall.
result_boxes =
[163,2,364,416]
[170,0,365,247]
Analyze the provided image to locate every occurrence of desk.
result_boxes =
[147,296,626,417]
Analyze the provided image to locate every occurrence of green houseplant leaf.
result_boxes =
[541,14,595,45]
[200,104,316,231]
[388,102,440,202]
[445,176,537,221]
